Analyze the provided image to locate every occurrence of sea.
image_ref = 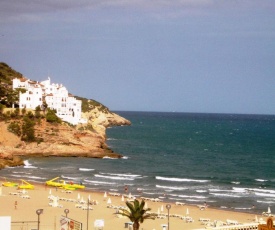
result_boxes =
[1,111,275,214]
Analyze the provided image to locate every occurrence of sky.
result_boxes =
[1,0,275,115]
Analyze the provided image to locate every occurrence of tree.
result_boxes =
[21,116,35,142]
[46,108,61,123]
[119,199,156,230]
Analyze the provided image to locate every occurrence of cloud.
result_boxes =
[1,0,274,23]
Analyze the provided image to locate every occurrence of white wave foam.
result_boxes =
[209,189,231,192]
[26,176,46,180]
[232,187,248,193]
[196,190,207,193]
[231,181,240,184]
[249,188,275,194]
[234,207,252,210]
[186,199,202,202]
[23,160,37,169]
[102,156,117,159]
[156,176,209,183]
[256,200,275,204]
[107,138,117,140]
[84,179,116,185]
[178,195,207,199]
[102,173,142,178]
[94,174,134,180]
[210,193,241,198]
[61,175,80,180]
[255,192,275,198]
[255,179,268,182]
[156,185,187,191]
[79,168,94,171]
[122,156,129,159]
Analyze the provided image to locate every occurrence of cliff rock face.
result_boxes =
[0,110,131,168]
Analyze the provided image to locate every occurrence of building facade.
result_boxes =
[13,77,87,125]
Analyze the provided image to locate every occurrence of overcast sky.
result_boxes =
[1,0,275,115]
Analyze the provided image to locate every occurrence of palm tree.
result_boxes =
[119,199,156,230]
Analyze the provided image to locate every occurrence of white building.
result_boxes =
[13,77,87,125]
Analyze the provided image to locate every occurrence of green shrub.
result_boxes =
[46,109,61,123]
[7,121,21,136]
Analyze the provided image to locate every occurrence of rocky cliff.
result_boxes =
[0,109,131,169]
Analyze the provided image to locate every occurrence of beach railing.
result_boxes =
[195,222,258,230]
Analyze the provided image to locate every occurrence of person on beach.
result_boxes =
[124,185,128,193]
[14,201,17,210]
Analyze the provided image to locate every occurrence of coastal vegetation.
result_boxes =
[0,62,113,143]
[119,199,156,230]
[0,62,130,168]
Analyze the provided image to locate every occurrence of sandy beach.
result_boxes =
[0,178,266,230]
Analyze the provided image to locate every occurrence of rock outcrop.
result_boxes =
[0,110,131,168]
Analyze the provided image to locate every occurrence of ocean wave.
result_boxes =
[178,195,207,199]
[249,188,275,194]
[23,160,37,169]
[234,207,252,210]
[255,179,268,182]
[102,173,142,178]
[102,156,118,160]
[156,176,209,183]
[209,189,231,192]
[186,199,202,202]
[61,175,80,181]
[256,200,275,204]
[255,192,275,198]
[232,187,249,193]
[79,168,95,171]
[13,172,31,174]
[210,193,241,198]
[26,175,46,180]
[94,174,134,180]
[122,156,129,159]
[231,181,240,184]
[107,138,117,140]
[84,179,116,185]
[196,190,208,193]
[156,185,187,190]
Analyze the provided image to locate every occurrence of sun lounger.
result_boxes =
[20,195,30,199]
[198,205,207,210]
[82,205,93,210]
[175,202,185,206]
[9,192,20,195]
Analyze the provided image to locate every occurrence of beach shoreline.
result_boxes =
[0,177,265,230]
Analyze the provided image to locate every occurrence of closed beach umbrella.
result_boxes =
[144,202,148,209]
[104,192,107,198]
[128,193,132,198]
[121,195,124,202]
[186,208,189,216]
[268,207,271,214]
[255,215,258,222]
[77,193,80,200]
[107,198,112,204]
[53,196,58,207]
[49,189,52,195]
[160,205,164,212]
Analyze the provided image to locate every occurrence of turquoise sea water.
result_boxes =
[1,111,275,214]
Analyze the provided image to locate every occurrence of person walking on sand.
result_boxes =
[14,201,17,210]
